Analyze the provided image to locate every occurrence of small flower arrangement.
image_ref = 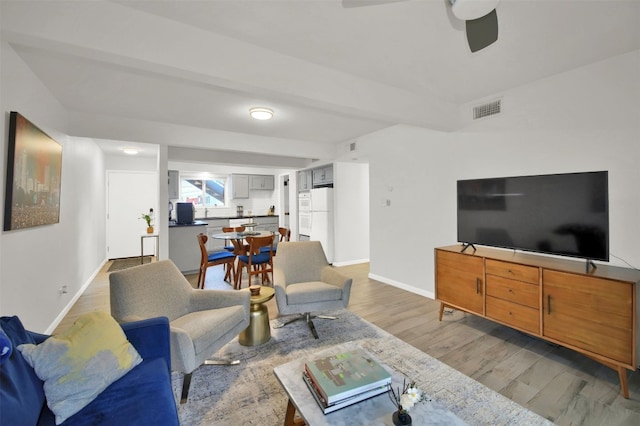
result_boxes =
[388,378,427,413]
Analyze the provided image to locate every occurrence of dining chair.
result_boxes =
[260,226,291,257]
[197,233,236,288]
[222,226,245,252]
[235,235,274,289]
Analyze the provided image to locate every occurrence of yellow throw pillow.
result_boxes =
[18,311,142,425]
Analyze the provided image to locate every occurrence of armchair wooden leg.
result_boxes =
[180,373,192,404]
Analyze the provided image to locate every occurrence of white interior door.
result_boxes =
[107,171,158,259]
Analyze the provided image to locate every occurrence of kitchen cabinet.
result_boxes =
[168,223,207,273]
[168,170,179,199]
[312,165,333,187]
[255,216,279,234]
[231,174,249,199]
[297,170,312,192]
[205,219,228,252]
[434,244,640,399]
[249,174,274,190]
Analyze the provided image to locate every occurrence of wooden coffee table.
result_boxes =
[239,286,275,346]
[273,341,466,426]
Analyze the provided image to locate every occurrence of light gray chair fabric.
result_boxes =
[273,241,352,338]
[109,259,250,402]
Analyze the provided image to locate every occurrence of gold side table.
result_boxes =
[239,286,275,346]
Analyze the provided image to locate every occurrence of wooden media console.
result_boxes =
[435,245,640,398]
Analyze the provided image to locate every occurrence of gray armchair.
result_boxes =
[109,260,250,403]
[273,241,352,339]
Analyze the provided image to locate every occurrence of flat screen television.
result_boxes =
[457,171,609,261]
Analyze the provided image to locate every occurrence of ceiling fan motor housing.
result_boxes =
[450,0,500,20]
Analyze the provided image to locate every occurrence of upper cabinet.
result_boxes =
[249,175,275,190]
[312,166,333,187]
[298,165,333,192]
[231,174,250,199]
[168,170,179,199]
[297,170,312,192]
[232,173,274,198]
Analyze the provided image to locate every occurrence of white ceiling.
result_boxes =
[2,0,639,165]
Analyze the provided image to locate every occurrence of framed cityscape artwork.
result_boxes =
[4,111,62,231]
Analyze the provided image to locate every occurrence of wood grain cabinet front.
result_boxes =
[485,259,540,334]
[543,270,633,366]
[435,249,484,318]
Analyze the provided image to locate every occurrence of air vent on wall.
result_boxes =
[473,99,501,120]
[350,141,357,152]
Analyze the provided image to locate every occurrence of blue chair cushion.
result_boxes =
[260,245,277,254]
[223,245,234,252]
[39,357,177,426]
[0,316,45,426]
[207,251,235,262]
[238,252,271,264]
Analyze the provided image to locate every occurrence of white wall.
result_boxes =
[334,162,370,266]
[362,50,640,299]
[0,41,107,332]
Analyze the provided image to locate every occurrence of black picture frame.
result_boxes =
[4,112,63,231]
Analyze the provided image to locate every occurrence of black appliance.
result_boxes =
[457,171,609,261]
[176,202,194,225]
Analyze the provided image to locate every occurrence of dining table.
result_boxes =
[210,230,275,287]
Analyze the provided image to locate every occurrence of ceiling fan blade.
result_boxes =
[341,0,405,8]
[466,9,498,52]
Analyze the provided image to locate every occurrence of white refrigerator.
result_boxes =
[309,187,334,263]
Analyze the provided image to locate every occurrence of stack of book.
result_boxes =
[302,348,392,414]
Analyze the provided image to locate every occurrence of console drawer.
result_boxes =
[486,296,539,335]
[486,259,539,285]
[486,275,539,309]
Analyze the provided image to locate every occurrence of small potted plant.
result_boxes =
[140,210,154,234]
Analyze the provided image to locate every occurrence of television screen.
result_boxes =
[457,171,609,261]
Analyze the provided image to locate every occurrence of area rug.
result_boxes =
[171,310,551,426]
[107,256,152,272]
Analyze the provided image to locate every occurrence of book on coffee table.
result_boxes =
[303,348,391,407]
[302,370,389,414]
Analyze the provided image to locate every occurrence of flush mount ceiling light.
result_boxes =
[122,147,139,155]
[249,107,274,120]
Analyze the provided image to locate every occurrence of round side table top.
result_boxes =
[248,286,275,305]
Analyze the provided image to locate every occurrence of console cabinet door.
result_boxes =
[543,270,633,365]
[436,250,484,316]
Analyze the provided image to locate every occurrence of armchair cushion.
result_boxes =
[285,281,344,305]
[171,305,246,355]
[17,311,142,424]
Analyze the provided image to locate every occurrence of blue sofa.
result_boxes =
[0,315,179,426]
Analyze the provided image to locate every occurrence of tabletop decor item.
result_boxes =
[388,378,427,426]
[140,210,154,233]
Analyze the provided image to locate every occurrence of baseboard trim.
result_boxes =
[332,258,369,267]
[367,273,435,300]
[45,257,108,334]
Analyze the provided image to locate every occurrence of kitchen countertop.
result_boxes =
[168,220,208,228]
[169,215,278,227]
[193,214,279,221]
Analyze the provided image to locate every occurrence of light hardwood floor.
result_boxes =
[56,260,640,425]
